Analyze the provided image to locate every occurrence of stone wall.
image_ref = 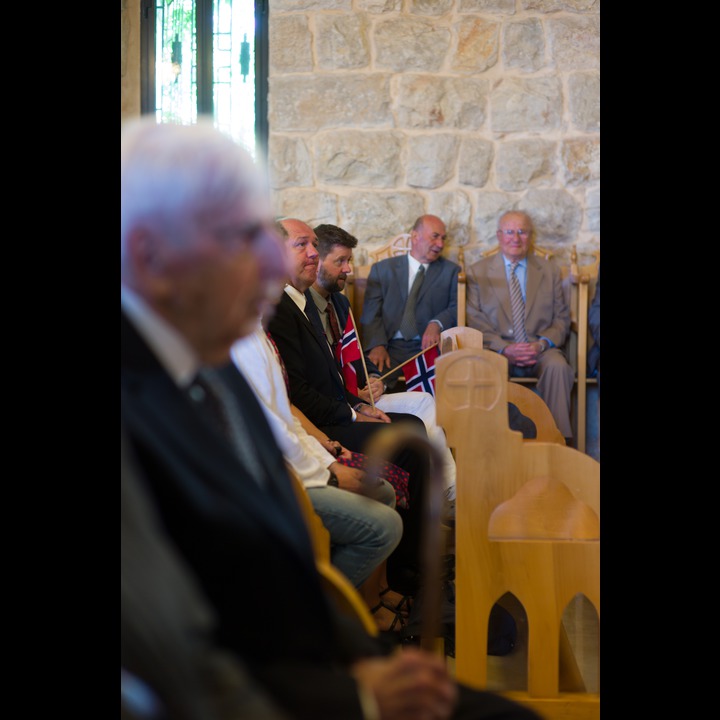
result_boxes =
[120,0,600,266]
[268,0,600,266]
[121,0,141,121]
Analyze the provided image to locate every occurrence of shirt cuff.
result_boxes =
[356,685,380,720]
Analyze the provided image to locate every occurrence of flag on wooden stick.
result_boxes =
[402,344,439,396]
[338,313,361,395]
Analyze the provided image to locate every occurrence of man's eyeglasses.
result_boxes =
[213,222,270,248]
[501,229,530,237]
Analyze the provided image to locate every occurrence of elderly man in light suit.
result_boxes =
[360,214,460,388]
[465,210,575,442]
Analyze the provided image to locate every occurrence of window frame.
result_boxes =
[139,0,268,160]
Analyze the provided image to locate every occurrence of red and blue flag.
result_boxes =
[402,345,439,397]
[338,314,361,395]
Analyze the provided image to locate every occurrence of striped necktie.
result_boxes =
[509,262,528,343]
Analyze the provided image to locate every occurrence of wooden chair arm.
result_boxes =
[287,465,379,637]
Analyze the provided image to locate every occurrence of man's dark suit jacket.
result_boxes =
[121,310,382,719]
[267,291,427,456]
[268,289,432,524]
[121,309,540,720]
[121,427,289,720]
[360,254,460,351]
[269,291,360,428]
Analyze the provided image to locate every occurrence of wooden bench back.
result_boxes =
[439,327,565,445]
[435,347,599,716]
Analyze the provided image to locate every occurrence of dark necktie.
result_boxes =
[187,368,265,486]
[399,265,425,340]
[509,261,528,343]
[325,303,341,346]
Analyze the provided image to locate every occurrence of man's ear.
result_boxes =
[125,227,176,304]
[127,227,166,276]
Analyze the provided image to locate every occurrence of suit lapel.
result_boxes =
[416,256,442,305]
[284,292,325,350]
[121,311,312,559]
[282,293,345,395]
[524,254,542,312]
[392,255,411,305]
[304,289,342,371]
[303,290,327,343]
[488,253,513,326]
[216,361,308,519]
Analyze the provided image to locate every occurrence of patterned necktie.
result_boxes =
[509,261,528,343]
[187,368,265,486]
[325,304,341,346]
[398,264,425,340]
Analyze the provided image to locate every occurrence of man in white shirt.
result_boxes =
[230,322,402,589]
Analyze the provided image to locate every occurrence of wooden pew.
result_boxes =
[435,346,600,719]
[440,326,565,446]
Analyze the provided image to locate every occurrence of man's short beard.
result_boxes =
[318,266,343,294]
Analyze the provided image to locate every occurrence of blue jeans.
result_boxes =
[306,482,402,588]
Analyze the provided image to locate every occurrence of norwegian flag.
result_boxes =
[338,313,361,395]
[402,345,439,397]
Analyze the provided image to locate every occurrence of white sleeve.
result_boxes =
[231,330,335,488]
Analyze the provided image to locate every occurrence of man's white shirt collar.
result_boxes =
[408,254,427,275]
[121,285,198,387]
[284,283,308,317]
[407,255,428,289]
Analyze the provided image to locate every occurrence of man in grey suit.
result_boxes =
[465,210,575,442]
[360,214,460,388]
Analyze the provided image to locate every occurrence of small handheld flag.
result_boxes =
[338,314,362,395]
[402,344,439,397]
